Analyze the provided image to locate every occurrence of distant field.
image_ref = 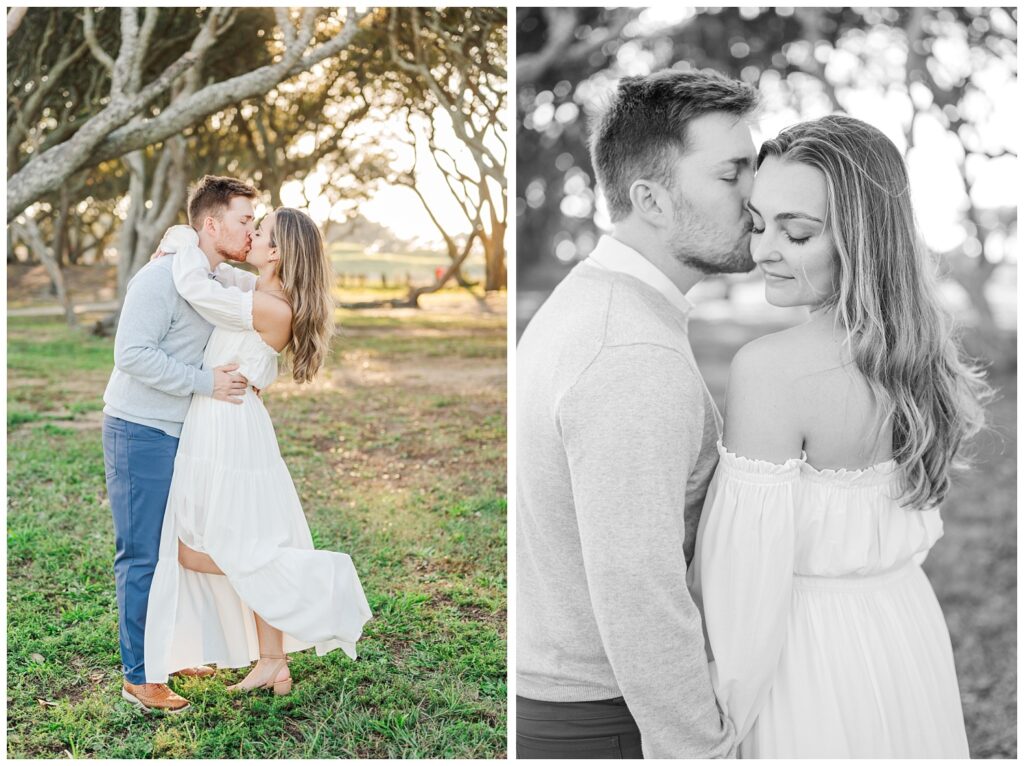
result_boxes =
[6,243,491,313]
[329,242,485,285]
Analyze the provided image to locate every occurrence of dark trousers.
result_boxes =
[517,695,644,759]
[102,415,179,684]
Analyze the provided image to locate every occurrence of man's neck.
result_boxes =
[196,232,223,270]
[610,224,704,296]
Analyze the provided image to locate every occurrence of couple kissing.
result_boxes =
[102,175,372,713]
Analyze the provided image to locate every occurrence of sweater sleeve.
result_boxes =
[689,445,798,743]
[113,266,213,396]
[159,225,254,332]
[557,344,735,759]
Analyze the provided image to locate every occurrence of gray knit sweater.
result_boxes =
[102,256,216,437]
[516,262,735,758]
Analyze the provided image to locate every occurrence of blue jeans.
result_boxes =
[102,415,178,684]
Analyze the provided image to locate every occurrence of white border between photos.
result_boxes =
[506,5,518,761]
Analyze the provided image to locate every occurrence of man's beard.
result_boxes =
[217,242,248,263]
[673,231,755,275]
[669,192,755,275]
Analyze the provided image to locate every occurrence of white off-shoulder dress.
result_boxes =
[143,226,372,683]
[690,442,969,758]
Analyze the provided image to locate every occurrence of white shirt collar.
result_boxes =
[583,235,694,318]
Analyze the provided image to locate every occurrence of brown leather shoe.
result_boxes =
[173,665,215,678]
[122,681,190,713]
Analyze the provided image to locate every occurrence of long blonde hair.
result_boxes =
[270,207,335,383]
[758,115,991,509]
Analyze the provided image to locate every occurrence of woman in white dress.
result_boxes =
[690,115,990,757]
[144,208,372,695]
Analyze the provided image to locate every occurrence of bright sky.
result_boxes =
[276,109,502,248]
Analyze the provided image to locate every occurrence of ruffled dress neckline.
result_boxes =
[716,439,899,487]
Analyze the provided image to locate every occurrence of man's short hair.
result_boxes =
[589,69,760,222]
[187,175,258,228]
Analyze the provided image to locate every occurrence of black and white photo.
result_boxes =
[515,6,1016,759]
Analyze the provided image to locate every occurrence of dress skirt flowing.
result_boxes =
[689,443,969,758]
[143,227,371,683]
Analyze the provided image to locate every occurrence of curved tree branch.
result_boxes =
[7,8,373,222]
[87,8,368,166]
[7,48,199,220]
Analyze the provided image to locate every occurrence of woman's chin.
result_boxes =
[763,289,813,309]
[762,286,792,308]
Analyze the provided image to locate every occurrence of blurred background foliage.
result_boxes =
[516,6,1017,366]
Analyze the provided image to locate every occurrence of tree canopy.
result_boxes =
[517,7,1017,346]
[7,6,508,322]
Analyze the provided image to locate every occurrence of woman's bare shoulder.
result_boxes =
[252,291,293,348]
[724,323,845,461]
[734,323,850,388]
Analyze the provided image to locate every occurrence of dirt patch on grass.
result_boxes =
[326,437,500,499]
[270,341,503,399]
[427,591,505,628]
[8,377,51,388]
[9,369,109,399]
[47,411,106,431]
[8,410,105,432]
[330,353,504,397]
[55,682,94,707]
[57,374,110,396]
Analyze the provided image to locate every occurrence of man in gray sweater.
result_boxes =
[102,175,258,712]
[516,70,760,757]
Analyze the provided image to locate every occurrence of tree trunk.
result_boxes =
[115,136,188,304]
[53,186,72,267]
[66,227,81,265]
[98,135,189,336]
[116,151,146,300]
[268,180,283,210]
[16,217,78,328]
[483,220,506,291]
[452,263,476,288]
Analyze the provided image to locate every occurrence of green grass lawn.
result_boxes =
[6,304,507,759]
[690,317,1017,760]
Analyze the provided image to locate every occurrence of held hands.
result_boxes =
[213,364,248,404]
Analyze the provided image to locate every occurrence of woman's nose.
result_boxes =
[750,233,777,264]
